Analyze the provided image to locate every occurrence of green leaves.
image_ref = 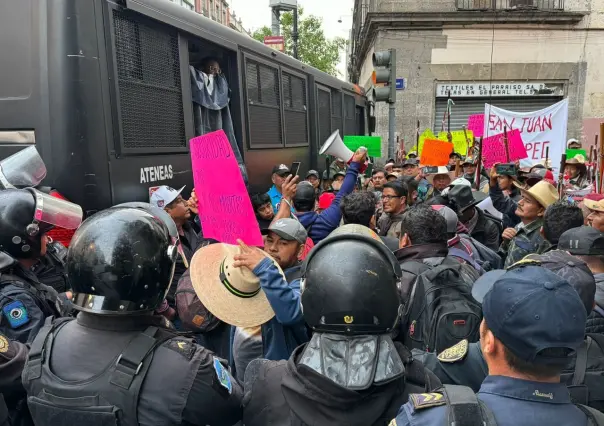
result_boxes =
[251,9,346,77]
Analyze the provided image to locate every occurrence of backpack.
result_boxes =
[564,333,604,412]
[440,384,604,426]
[402,258,481,353]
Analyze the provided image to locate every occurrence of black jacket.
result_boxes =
[466,207,501,252]
[395,242,449,303]
[242,343,441,426]
[586,273,604,335]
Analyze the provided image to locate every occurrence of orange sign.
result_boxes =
[264,36,285,53]
[419,139,453,166]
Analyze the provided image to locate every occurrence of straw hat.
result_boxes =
[189,243,284,327]
[584,198,604,213]
[518,180,559,209]
[425,166,455,185]
[566,154,586,166]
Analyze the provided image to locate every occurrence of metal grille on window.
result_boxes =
[344,95,356,136]
[331,91,343,135]
[283,72,308,146]
[112,11,185,149]
[433,96,563,136]
[246,59,282,147]
[318,89,331,147]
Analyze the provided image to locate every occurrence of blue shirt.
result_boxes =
[268,184,295,214]
[393,376,589,426]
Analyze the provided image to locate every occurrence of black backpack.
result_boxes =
[402,257,481,353]
[565,333,604,412]
[440,384,604,426]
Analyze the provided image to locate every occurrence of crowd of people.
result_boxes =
[2,139,604,425]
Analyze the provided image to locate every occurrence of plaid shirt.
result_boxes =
[500,218,546,268]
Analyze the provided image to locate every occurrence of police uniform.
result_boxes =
[0,333,28,426]
[20,205,243,426]
[391,265,599,426]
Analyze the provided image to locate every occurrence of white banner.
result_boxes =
[483,99,569,173]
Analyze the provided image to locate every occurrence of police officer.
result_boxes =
[21,205,242,426]
[392,265,602,426]
[0,334,27,426]
[0,188,82,344]
[243,227,441,426]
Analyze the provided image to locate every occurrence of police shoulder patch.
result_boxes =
[2,300,30,329]
[164,338,195,360]
[0,334,9,353]
[410,392,445,410]
[213,357,232,395]
[437,339,469,363]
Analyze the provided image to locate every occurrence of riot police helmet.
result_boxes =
[0,188,82,259]
[0,146,47,189]
[301,231,402,335]
[293,181,316,212]
[67,204,179,314]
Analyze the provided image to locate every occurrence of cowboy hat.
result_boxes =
[565,154,586,166]
[518,180,559,209]
[425,166,455,185]
[190,243,284,328]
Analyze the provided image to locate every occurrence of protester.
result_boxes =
[242,230,441,425]
[580,194,604,225]
[317,192,335,213]
[391,163,404,174]
[386,172,400,182]
[426,167,453,198]
[304,169,320,193]
[500,180,559,267]
[384,161,395,173]
[400,176,420,205]
[488,163,522,229]
[401,159,419,177]
[293,149,366,244]
[541,200,584,251]
[392,265,595,426]
[377,181,407,238]
[568,138,582,149]
[332,171,345,185]
[268,164,292,212]
[565,154,589,190]
[585,197,604,232]
[329,157,348,178]
[321,169,333,192]
[371,168,387,196]
[407,151,418,159]
[395,204,480,352]
[151,185,199,311]
[22,205,243,426]
[250,192,274,229]
[447,184,501,251]
[462,157,488,190]
[558,226,604,334]
[448,152,462,170]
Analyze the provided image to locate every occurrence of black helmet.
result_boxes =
[68,204,179,315]
[301,232,402,335]
[0,188,82,259]
[293,181,316,211]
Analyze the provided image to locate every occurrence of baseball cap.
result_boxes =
[272,164,291,176]
[559,226,604,256]
[333,171,346,179]
[318,192,335,210]
[149,185,185,209]
[306,170,320,179]
[261,218,308,244]
[482,265,587,364]
[431,205,458,234]
[472,250,596,316]
[403,158,419,167]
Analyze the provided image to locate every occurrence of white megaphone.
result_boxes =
[319,130,354,161]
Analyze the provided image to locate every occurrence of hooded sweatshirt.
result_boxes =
[242,343,440,426]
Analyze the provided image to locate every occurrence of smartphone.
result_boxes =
[423,166,439,175]
[496,163,517,176]
[365,162,374,178]
[290,162,301,177]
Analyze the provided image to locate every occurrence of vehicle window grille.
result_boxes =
[331,90,342,135]
[112,10,185,149]
[318,89,331,146]
[246,59,282,147]
[283,72,308,146]
[344,94,356,136]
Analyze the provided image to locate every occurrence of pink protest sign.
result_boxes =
[467,114,484,138]
[190,130,263,246]
[481,129,528,169]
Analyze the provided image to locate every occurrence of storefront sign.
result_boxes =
[436,82,564,98]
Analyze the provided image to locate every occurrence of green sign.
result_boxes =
[566,149,587,160]
[343,136,382,157]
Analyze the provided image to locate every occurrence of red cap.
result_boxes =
[585,193,604,202]
[318,192,336,210]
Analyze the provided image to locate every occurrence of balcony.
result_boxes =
[456,0,564,11]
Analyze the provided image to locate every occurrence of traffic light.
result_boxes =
[371,49,396,104]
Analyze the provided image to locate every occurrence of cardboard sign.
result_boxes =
[343,135,381,157]
[419,139,454,166]
[438,130,474,157]
[481,129,528,169]
[467,114,485,138]
[190,130,263,246]
[484,99,568,173]
[566,149,587,160]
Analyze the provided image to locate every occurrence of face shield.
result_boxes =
[0,146,47,189]
[26,188,83,236]
[114,202,180,262]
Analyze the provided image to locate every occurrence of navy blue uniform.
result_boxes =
[392,376,590,426]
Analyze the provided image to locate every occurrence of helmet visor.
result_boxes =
[0,146,47,189]
[32,189,83,230]
[114,202,179,243]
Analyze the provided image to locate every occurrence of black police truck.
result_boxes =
[0,0,367,215]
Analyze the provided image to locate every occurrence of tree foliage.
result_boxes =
[252,9,346,77]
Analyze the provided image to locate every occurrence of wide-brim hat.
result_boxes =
[190,243,282,328]
[566,154,586,166]
[426,167,455,185]
[518,180,559,209]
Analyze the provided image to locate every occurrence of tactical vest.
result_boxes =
[22,317,201,426]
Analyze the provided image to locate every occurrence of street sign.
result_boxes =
[264,36,285,52]
[396,78,407,90]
